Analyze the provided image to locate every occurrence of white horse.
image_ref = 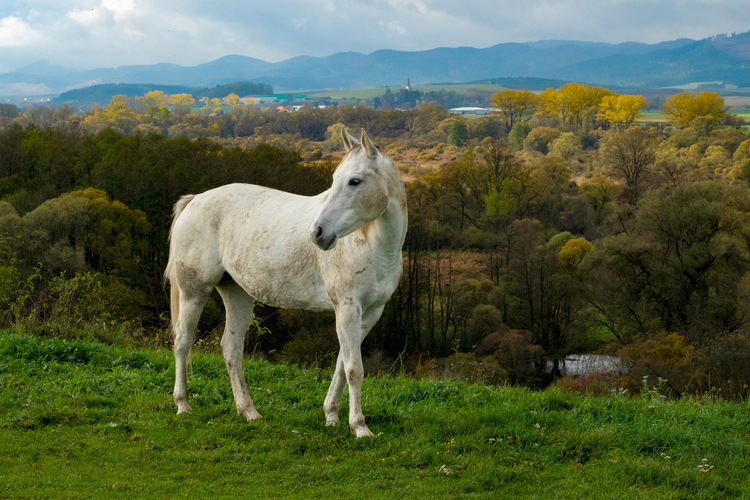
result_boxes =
[165,129,407,437]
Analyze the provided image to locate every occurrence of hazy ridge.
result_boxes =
[2,33,749,96]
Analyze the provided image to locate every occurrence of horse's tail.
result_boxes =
[165,194,195,339]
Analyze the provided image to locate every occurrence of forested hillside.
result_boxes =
[1,84,749,398]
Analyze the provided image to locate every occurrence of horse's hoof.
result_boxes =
[176,403,192,414]
[325,418,340,427]
[242,409,263,421]
[352,426,375,438]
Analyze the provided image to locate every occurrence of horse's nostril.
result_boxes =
[316,226,323,239]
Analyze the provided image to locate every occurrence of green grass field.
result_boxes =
[305,83,509,101]
[2,332,749,499]
[635,110,669,123]
[635,109,750,124]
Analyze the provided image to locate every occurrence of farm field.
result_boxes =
[305,83,509,101]
[635,110,668,123]
[635,108,750,124]
[1,332,749,499]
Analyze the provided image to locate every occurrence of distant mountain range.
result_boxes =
[2,32,749,97]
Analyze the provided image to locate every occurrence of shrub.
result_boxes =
[492,329,545,387]
[440,352,507,385]
[614,331,705,398]
[553,371,618,396]
[3,270,139,346]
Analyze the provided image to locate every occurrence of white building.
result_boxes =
[449,107,490,115]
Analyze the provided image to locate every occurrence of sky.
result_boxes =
[0,0,747,74]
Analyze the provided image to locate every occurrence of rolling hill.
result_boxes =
[1,32,748,96]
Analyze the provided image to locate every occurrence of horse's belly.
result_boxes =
[230,251,333,311]
[247,282,333,311]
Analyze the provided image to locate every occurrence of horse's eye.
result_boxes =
[349,178,361,187]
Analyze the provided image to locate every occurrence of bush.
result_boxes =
[440,352,507,385]
[553,371,618,396]
[614,331,704,398]
[3,270,139,346]
[492,329,545,387]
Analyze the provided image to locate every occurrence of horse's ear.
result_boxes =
[342,128,360,152]
[360,129,377,160]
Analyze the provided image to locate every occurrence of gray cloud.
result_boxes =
[0,0,746,73]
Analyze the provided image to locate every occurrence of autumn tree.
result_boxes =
[537,83,613,129]
[135,90,168,113]
[523,127,560,155]
[202,97,223,115]
[550,132,583,161]
[598,94,648,129]
[82,98,139,135]
[223,93,242,110]
[170,93,196,116]
[490,90,538,131]
[662,91,728,129]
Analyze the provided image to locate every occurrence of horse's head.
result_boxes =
[311,129,391,250]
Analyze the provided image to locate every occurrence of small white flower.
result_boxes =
[108,422,118,427]
[697,458,714,472]
[439,464,451,475]
[535,423,541,428]
[489,438,496,443]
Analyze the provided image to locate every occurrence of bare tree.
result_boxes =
[603,126,659,201]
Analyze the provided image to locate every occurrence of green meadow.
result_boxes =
[305,83,509,101]
[1,332,750,499]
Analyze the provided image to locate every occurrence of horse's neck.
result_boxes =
[370,169,408,256]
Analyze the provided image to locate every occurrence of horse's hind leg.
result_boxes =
[216,278,262,421]
[173,284,212,414]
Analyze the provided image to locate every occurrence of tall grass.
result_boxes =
[0,269,154,347]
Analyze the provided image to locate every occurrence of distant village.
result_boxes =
[255,79,499,115]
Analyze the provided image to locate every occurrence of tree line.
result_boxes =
[1,85,749,396]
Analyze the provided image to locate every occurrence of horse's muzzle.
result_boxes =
[312,226,338,250]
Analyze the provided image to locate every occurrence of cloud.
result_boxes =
[101,0,135,14]
[0,16,46,47]
[68,8,105,27]
[0,0,747,73]
[387,21,407,35]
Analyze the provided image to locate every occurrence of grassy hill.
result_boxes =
[1,332,749,499]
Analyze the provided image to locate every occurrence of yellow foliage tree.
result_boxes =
[202,97,222,114]
[559,237,592,270]
[536,83,613,128]
[83,98,138,134]
[598,94,648,129]
[111,94,129,104]
[662,91,728,128]
[558,83,613,128]
[135,90,168,112]
[170,93,195,116]
[223,93,241,108]
[489,90,538,130]
[536,88,561,115]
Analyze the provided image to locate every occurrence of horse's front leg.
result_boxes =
[329,303,384,437]
[324,351,346,426]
